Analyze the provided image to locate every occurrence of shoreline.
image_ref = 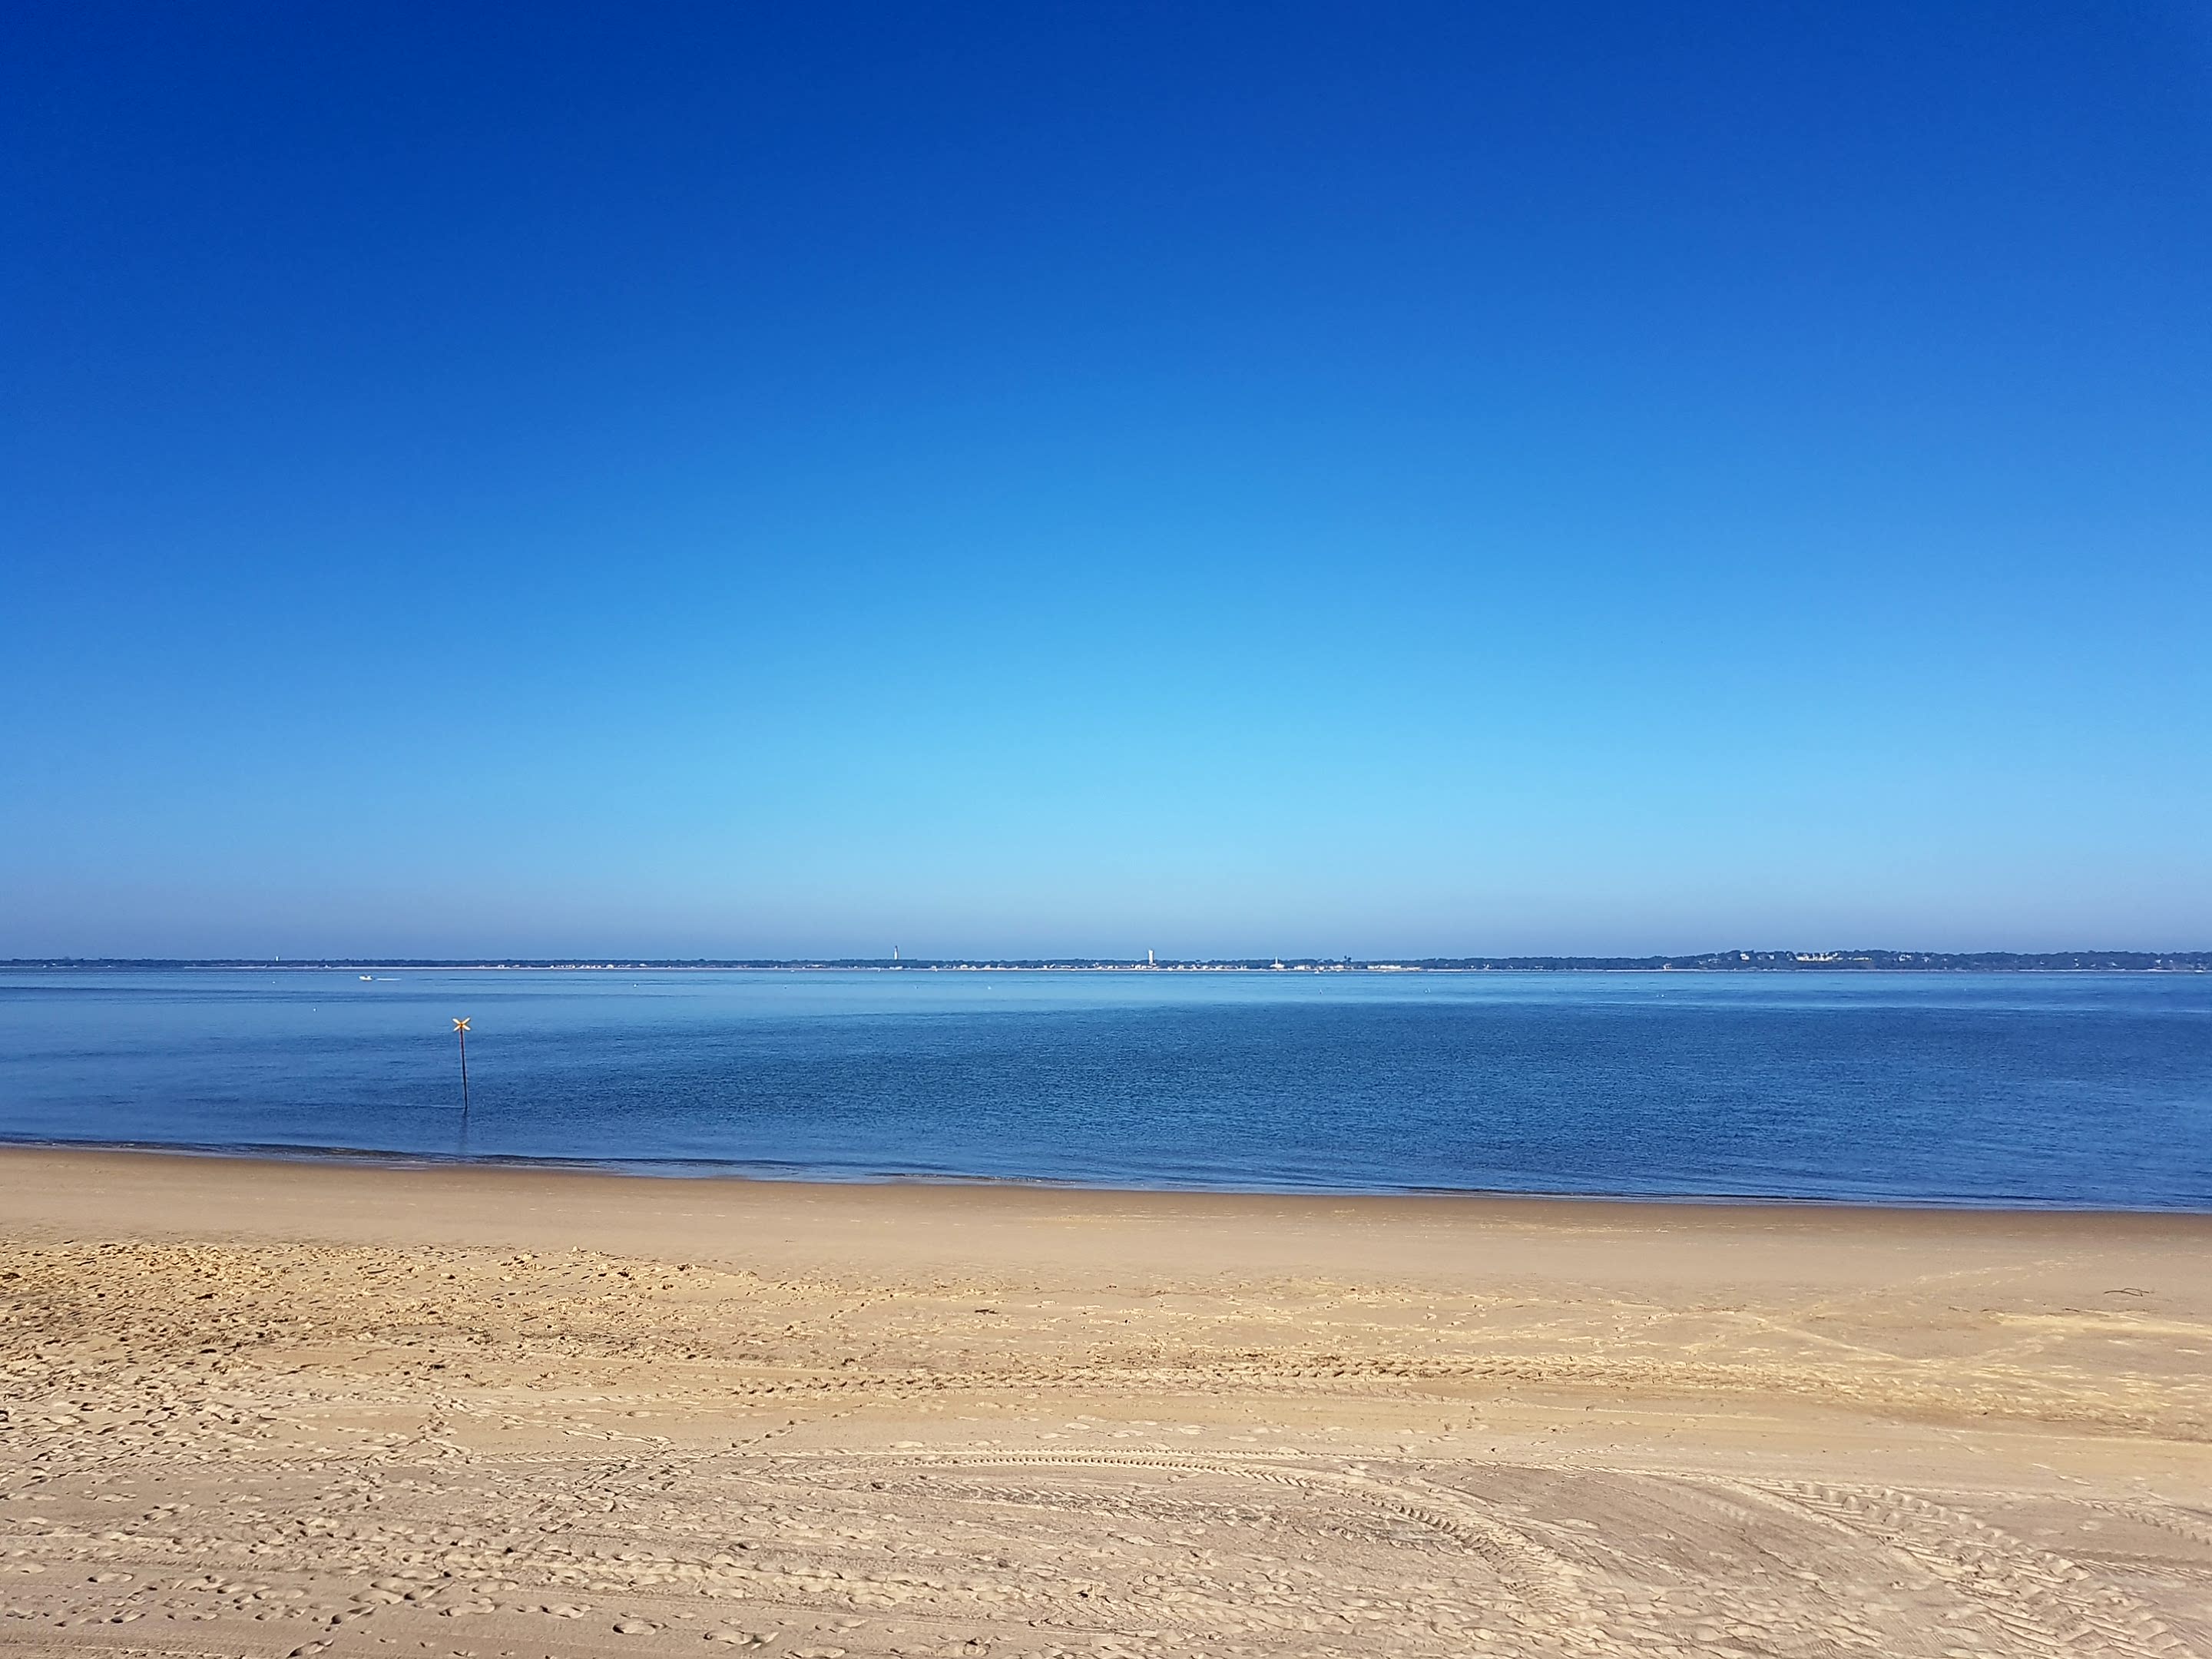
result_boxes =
[7,1144,2208,1266]
[7,1137,2210,1220]
[10,1142,2210,1337]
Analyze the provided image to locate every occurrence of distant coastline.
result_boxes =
[6,950,2207,973]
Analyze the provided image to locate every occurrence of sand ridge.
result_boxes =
[2,1150,2209,1657]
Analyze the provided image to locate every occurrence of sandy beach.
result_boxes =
[2,1151,2207,1657]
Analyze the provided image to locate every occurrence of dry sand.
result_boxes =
[2,1149,2208,1658]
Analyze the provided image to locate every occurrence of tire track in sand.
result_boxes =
[1743,1480,2198,1659]
[800,1449,1585,1613]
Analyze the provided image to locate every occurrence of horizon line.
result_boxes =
[6,949,2209,974]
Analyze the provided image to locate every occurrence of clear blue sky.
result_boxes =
[5,2,2207,959]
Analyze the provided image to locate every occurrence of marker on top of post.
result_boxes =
[452,1016,472,1121]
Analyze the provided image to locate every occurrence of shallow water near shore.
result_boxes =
[0,968,2205,1208]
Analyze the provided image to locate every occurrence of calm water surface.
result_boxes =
[0,970,2206,1209]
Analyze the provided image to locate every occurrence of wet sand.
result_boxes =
[2,1148,2208,1657]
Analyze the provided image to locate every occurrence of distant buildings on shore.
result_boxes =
[8,951,2208,974]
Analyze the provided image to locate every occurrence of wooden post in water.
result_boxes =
[452,1016,472,1124]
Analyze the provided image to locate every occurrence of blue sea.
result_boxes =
[0,969,2206,1210]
